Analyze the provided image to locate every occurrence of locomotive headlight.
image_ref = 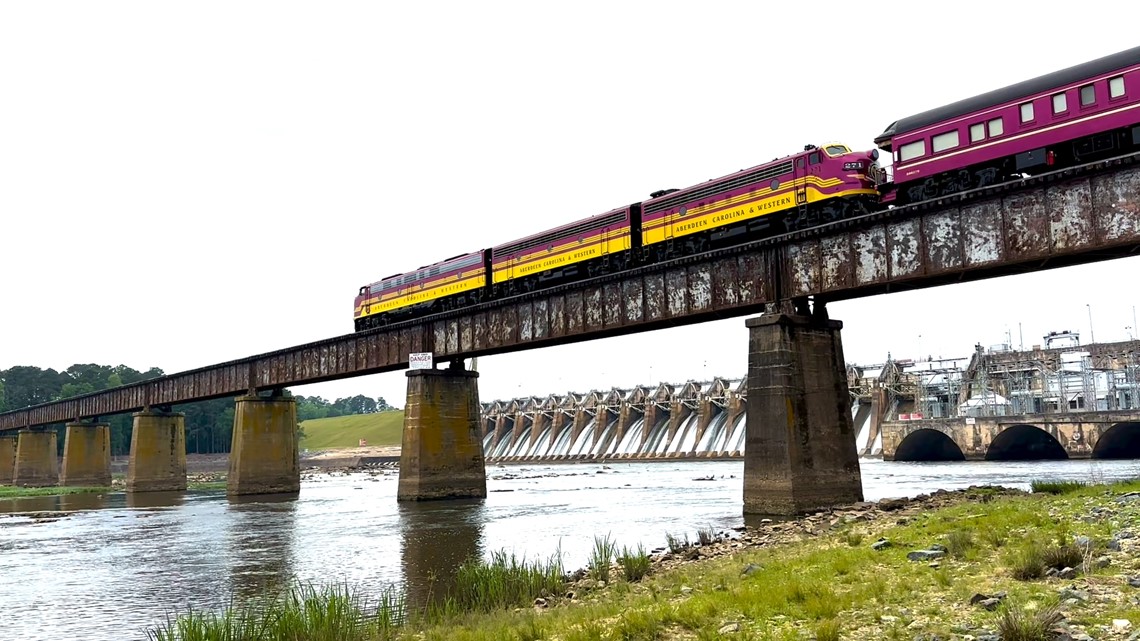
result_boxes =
[870,149,879,161]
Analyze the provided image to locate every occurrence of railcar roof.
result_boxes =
[875,45,1140,147]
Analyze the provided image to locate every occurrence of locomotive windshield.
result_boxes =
[824,144,850,156]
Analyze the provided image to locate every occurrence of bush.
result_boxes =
[1007,541,1047,581]
[1042,544,1083,571]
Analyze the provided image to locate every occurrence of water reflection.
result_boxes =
[398,499,485,611]
[226,493,299,599]
[58,492,110,512]
[126,491,186,510]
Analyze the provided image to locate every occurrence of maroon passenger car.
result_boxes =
[876,46,1140,204]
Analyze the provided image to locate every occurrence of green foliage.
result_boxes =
[814,618,841,641]
[665,531,690,553]
[1042,543,1083,571]
[995,601,1063,641]
[617,543,651,582]
[943,529,976,558]
[1006,540,1047,580]
[0,485,110,498]
[145,583,405,641]
[444,549,565,613]
[1030,479,1087,495]
[589,534,617,583]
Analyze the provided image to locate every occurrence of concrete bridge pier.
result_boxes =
[228,393,300,496]
[0,434,17,484]
[127,410,188,492]
[60,422,112,487]
[398,363,487,501]
[13,430,59,487]
[743,311,863,515]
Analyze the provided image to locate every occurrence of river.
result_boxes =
[2,458,1139,641]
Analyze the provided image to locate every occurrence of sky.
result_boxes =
[2,2,1138,410]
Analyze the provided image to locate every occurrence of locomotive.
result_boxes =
[354,45,1140,332]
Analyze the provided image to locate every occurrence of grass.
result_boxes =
[0,485,111,498]
[1030,479,1087,495]
[442,548,565,613]
[588,534,617,583]
[300,411,405,450]
[616,543,651,582]
[146,480,1140,641]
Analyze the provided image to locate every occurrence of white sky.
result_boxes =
[2,2,1137,410]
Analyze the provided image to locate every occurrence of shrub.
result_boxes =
[1042,544,1082,571]
[1007,541,1047,581]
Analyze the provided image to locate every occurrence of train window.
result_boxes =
[898,140,925,162]
[796,157,805,169]
[1080,84,1095,106]
[988,117,1004,137]
[932,130,960,153]
[970,123,985,142]
[809,152,820,165]
[1052,93,1067,114]
[1110,76,1125,99]
[1019,102,1034,123]
[825,145,848,155]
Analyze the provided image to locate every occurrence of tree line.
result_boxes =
[0,364,395,456]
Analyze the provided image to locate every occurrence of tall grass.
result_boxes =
[1030,480,1086,495]
[146,583,404,641]
[443,548,566,613]
[589,534,617,583]
[996,601,1063,641]
[617,543,651,582]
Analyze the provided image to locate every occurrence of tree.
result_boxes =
[0,379,6,413]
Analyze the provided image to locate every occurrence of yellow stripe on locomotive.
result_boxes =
[356,268,486,319]
[492,227,630,284]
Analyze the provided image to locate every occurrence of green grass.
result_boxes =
[1030,479,1087,495]
[300,411,404,449]
[0,485,111,498]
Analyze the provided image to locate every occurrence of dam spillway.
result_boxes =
[479,377,882,463]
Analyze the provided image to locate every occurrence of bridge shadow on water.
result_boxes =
[398,499,486,613]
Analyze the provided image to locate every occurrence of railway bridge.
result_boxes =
[882,410,1140,461]
[1,156,1139,515]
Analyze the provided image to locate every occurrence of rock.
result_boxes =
[533,597,547,608]
[1047,567,1060,577]
[969,593,991,605]
[1058,566,1078,579]
[928,561,941,569]
[1128,577,1140,588]
[718,622,740,634]
[975,593,1003,606]
[741,563,761,576]
[880,615,899,624]
[1109,539,1122,551]
[1075,535,1093,551]
[879,497,908,511]
[929,543,948,553]
[1059,588,1090,602]
[680,586,693,596]
[1115,619,1132,632]
[564,590,576,600]
[871,538,891,551]
[1094,555,1111,569]
[907,550,946,561]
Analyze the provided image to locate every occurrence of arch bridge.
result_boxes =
[882,411,1140,461]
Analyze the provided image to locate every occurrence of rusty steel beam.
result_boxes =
[3,158,1139,431]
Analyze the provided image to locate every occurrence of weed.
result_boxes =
[943,530,975,558]
[617,543,651,582]
[696,525,716,546]
[447,548,565,613]
[1042,544,1082,571]
[814,618,841,641]
[1006,541,1046,581]
[665,531,690,553]
[844,530,865,547]
[589,534,617,583]
[995,601,1063,641]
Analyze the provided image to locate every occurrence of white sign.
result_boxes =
[408,352,433,370]
[965,417,976,425]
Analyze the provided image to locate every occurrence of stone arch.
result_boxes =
[894,429,966,462]
[1092,422,1140,459]
[985,424,1067,461]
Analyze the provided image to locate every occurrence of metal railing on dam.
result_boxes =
[3,154,1140,431]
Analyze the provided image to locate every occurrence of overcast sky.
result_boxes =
[2,2,1137,410]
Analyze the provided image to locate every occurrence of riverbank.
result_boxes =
[145,479,1140,640]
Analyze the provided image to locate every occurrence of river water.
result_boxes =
[2,458,1140,641]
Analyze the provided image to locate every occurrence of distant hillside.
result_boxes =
[300,411,404,449]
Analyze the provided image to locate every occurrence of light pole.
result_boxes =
[1087,304,1096,344]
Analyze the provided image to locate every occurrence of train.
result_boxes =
[354,46,1140,332]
